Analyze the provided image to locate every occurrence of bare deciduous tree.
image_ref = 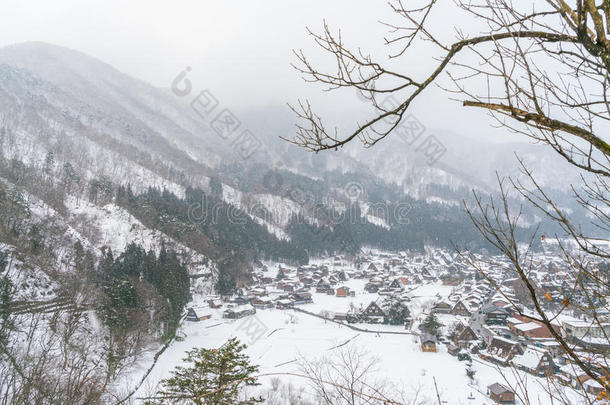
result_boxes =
[288,0,610,398]
[298,344,395,405]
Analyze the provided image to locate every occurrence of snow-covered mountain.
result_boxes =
[1,42,590,283]
[0,42,582,243]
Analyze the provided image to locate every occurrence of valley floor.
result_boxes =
[127,281,583,405]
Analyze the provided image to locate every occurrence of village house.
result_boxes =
[562,320,610,351]
[491,297,511,308]
[558,364,591,389]
[487,383,515,404]
[279,267,293,277]
[282,283,296,293]
[367,262,379,273]
[232,295,253,305]
[507,315,560,339]
[534,340,563,357]
[352,270,365,279]
[223,304,255,319]
[420,267,434,279]
[249,287,267,296]
[447,344,460,356]
[451,301,472,317]
[511,347,556,376]
[361,301,386,323]
[186,308,199,322]
[453,323,478,349]
[583,379,606,396]
[389,277,408,290]
[481,305,510,325]
[420,333,437,352]
[512,321,544,338]
[481,337,524,366]
[207,298,223,309]
[432,301,453,314]
[252,296,274,309]
[185,307,212,322]
[377,287,394,296]
[292,291,313,305]
[260,276,274,284]
[333,312,348,322]
[275,298,293,309]
[298,274,314,285]
[441,275,462,286]
[315,279,334,294]
[364,282,380,293]
[336,286,350,297]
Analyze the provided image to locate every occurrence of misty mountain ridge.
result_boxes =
[1,42,578,194]
[0,41,580,259]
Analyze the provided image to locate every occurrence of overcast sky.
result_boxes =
[0,0,515,142]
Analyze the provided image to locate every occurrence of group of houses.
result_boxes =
[181,248,609,400]
[412,250,609,400]
[432,279,494,317]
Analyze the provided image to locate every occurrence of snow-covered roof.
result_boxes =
[512,348,545,369]
[583,379,603,389]
[225,304,254,312]
[560,364,588,377]
[515,322,542,332]
[488,383,513,395]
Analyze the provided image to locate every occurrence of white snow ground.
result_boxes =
[128,281,584,405]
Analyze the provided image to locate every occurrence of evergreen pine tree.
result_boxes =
[99,247,115,276]
[153,338,262,405]
[421,313,442,336]
[44,151,55,175]
[100,276,138,330]
[382,297,410,325]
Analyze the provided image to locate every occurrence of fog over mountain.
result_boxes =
[0,41,579,212]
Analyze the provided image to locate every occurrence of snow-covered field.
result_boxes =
[128,281,583,405]
[131,310,580,404]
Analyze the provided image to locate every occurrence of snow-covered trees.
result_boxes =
[43,151,55,175]
[381,296,410,326]
[150,338,262,405]
[99,242,191,338]
[61,162,80,193]
[420,313,441,336]
[0,277,110,403]
[215,271,237,297]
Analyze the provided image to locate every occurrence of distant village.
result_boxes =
[186,245,610,403]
